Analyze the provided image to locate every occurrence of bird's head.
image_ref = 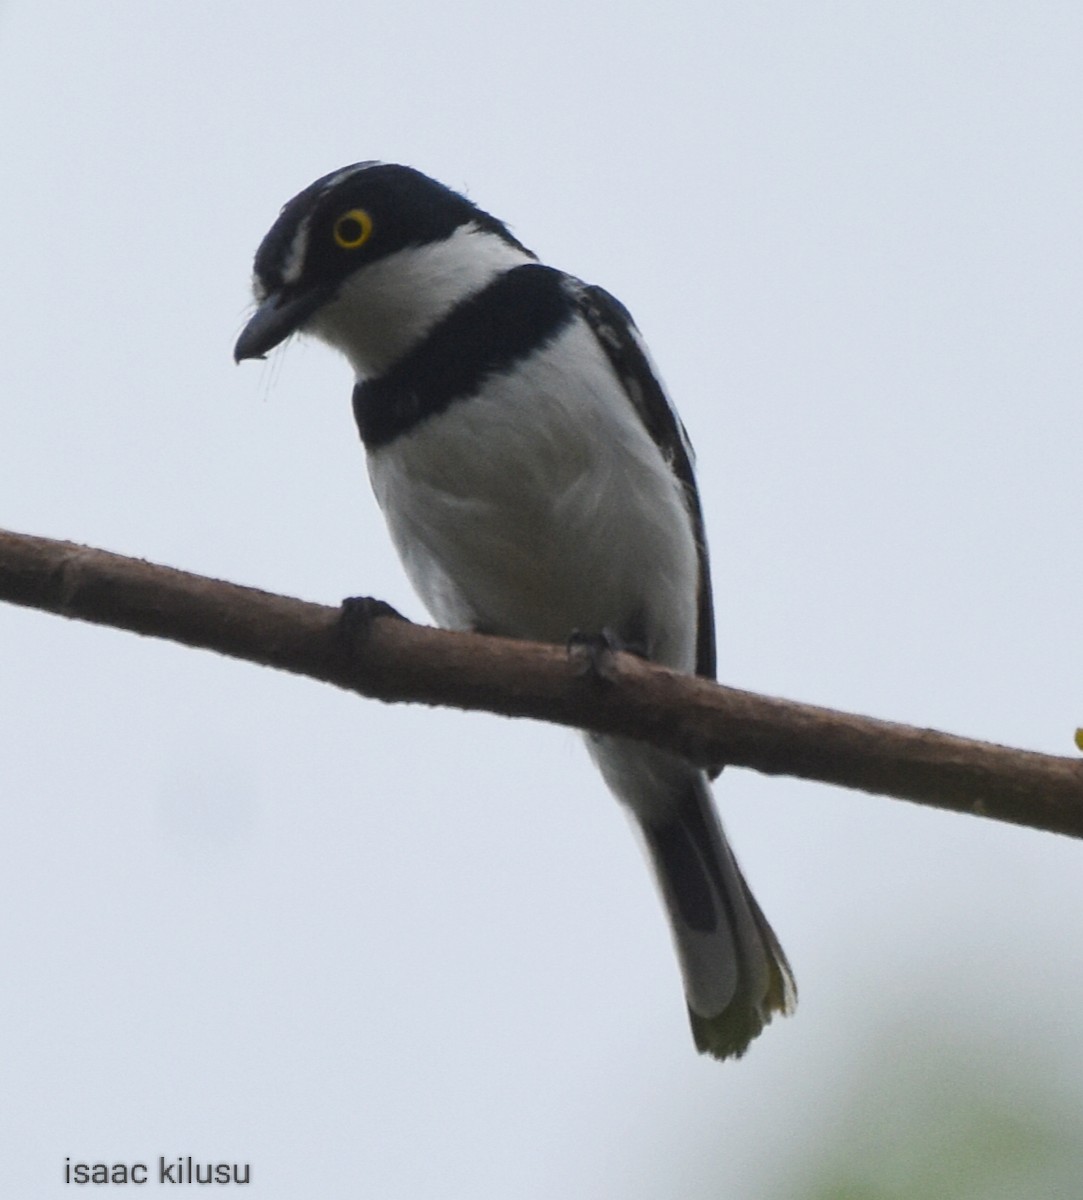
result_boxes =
[234,162,534,376]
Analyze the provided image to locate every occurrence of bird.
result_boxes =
[234,162,795,1059]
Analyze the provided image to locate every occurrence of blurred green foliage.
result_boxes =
[789,1020,1083,1200]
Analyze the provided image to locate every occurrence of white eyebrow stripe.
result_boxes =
[321,161,379,189]
[278,163,381,285]
[280,218,311,285]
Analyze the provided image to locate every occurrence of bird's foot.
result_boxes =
[566,628,638,684]
[338,595,410,646]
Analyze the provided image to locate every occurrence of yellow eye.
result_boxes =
[333,208,374,249]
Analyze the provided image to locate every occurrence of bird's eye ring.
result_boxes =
[333,209,374,250]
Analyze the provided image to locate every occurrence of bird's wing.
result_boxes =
[574,282,717,683]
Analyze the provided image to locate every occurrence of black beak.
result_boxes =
[233,284,335,362]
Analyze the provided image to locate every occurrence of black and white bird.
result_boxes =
[234,162,795,1059]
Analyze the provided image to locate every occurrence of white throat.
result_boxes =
[306,223,535,378]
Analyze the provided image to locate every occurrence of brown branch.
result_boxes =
[2,527,1082,838]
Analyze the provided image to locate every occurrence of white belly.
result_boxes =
[366,320,700,672]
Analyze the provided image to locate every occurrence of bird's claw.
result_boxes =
[338,595,409,645]
[567,628,626,684]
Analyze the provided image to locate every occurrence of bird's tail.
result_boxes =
[640,775,795,1058]
[590,737,795,1059]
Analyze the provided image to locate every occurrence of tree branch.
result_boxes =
[2,527,1081,838]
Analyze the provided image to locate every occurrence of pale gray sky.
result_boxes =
[2,3,1082,1197]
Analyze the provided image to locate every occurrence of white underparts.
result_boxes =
[365,317,700,675]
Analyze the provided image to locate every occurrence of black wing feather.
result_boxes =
[574,283,717,684]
